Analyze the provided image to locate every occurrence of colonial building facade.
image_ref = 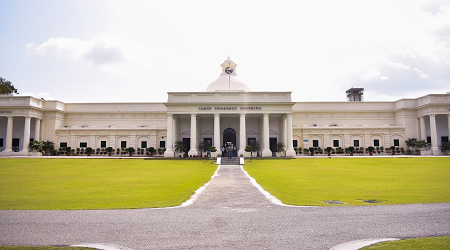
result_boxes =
[1,58,450,156]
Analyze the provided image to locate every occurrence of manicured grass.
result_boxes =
[244,158,450,206]
[0,159,217,210]
[361,236,450,249]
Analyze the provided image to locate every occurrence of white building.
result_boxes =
[1,57,450,156]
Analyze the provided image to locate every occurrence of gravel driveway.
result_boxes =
[1,165,449,250]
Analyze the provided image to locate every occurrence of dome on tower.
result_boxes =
[206,57,251,92]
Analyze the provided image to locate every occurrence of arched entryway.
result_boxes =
[223,128,236,147]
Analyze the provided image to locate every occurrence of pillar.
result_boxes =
[164,114,174,157]
[188,113,198,156]
[285,114,296,157]
[429,114,439,155]
[4,116,13,152]
[420,116,427,141]
[281,116,287,146]
[22,116,31,154]
[34,118,41,142]
[262,114,272,157]
[238,113,246,157]
[447,115,450,142]
[214,114,221,156]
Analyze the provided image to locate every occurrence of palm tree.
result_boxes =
[174,140,186,155]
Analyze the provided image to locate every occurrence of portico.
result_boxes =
[163,91,296,158]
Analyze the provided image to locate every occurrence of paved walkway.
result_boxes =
[1,165,449,249]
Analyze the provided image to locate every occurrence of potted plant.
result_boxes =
[174,141,186,158]
[106,147,113,156]
[137,148,141,155]
[367,146,375,156]
[86,147,93,156]
[210,146,217,158]
[326,147,332,156]
[294,147,298,155]
[380,146,384,154]
[390,146,396,155]
[148,147,155,156]
[198,140,211,157]
[348,146,355,156]
[29,140,43,156]
[276,142,285,157]
[42,141,54,156]
[244,145,252,158]
[309,147,314,156]
[250,140,261,157]
[66,147,72,156]
[127,147,135,156]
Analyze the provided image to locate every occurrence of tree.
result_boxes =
[174,140,186,154]
[0,77,19,95]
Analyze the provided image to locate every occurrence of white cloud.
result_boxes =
[26,34,124,66]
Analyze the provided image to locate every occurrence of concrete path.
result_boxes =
[1,165,449,250]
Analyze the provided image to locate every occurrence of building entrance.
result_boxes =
[223,128,236,147]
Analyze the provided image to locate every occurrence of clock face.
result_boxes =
[225,67,233,74]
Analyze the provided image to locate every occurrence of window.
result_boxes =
[121,141,127,148]
[353,140,359,147]
[442,137,448,144]
[60,142,67,148]
[101,141,106,148]
[79,142,87,148]
[394,139,399,147]
[374,139,379,147]
[333,140,339,147]
[313,140,319,147]
[293,140,298,148]
[0,138,3,147]
[427,137,431,144]
[160,141,166,148]
[247,138,256,146]
[141,141,147,149]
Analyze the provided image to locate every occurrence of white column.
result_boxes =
[188,113,198,156]
[286,114,296,157]
[4,116,13,152]
[214,113,221,156]
[448,115,450,142]
[22,116,31,154]
[173,117,179,142]
[281,116,287,152]
[90,135,96,148]
[34,118,41,142]
[262,114,272,157]
[420,116,427,141]
[164,114,174,157]
[238,113,246,157]
[429,114,439,155]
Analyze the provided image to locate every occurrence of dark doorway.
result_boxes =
[182,138,190,155]
[223,128,236,147]
[12,138,20,152]
[270,138,277,156]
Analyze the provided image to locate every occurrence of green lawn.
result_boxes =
[361,236,450,250]
[244,158,450,206]
[0,158,217,210]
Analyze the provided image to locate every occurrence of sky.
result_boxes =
[1,0,449,103]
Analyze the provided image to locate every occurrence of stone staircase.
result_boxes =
[220,157,241,165]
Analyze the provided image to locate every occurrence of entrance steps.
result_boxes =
[220,157,240,165]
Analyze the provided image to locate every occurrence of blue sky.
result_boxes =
[1,0,449,103]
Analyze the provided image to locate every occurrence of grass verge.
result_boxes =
[361,236,450,249]
[244,158,450,206]
[0,158,217,210]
